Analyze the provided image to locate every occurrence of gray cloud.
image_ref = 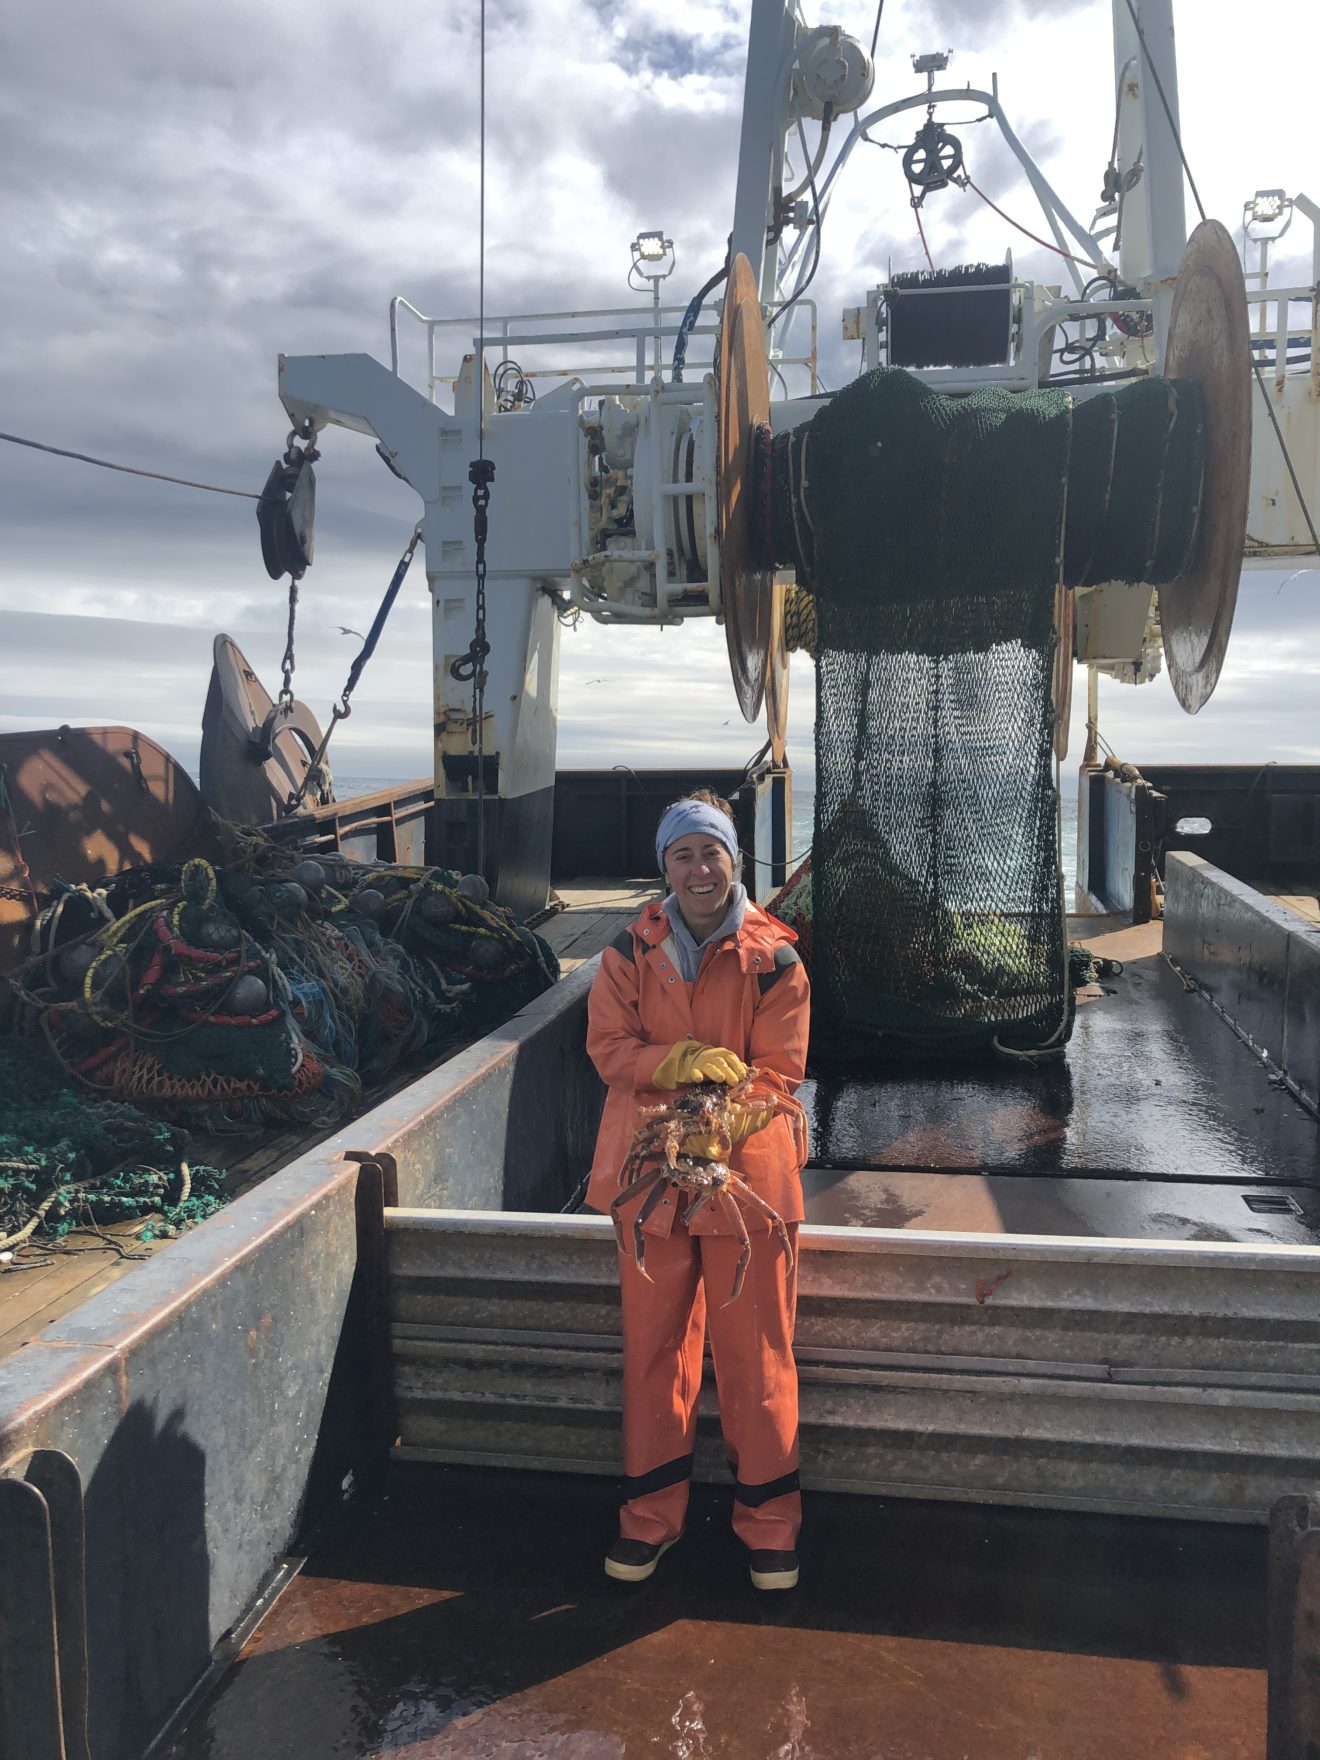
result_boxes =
[2,0,1315,794]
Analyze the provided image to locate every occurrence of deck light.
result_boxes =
[1245,189,1292,240]
[631,231,675,278]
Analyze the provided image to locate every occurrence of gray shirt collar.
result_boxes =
[661,884,748,982]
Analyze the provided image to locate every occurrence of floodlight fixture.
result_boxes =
[633,231,674,268]
[1244,188,1293,241]
[629,231,676,299]
[911,50,951,77]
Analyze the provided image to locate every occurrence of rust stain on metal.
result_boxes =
[0,726,218,974]
[975,1270,1014,1304]
[261,1311,273,1340]
[245,1328,258,1357]
[162,1469,1268,1760]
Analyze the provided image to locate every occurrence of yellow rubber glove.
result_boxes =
[684,1107,774,1159]
[651,1041,748,1090]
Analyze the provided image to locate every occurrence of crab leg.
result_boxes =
[682,1186,716,1228]
[617,1138,668,1191]
[610,1166,664,1261]
[732,1181,796,1277]
[717,1187,755,1306]
[629,1174,673,1276]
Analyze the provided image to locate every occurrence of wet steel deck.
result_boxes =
[799,917,1320,1246]
[144,903,1306,1757]
[161,1462,1266,1759]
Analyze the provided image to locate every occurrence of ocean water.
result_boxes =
[338,777,1080,891]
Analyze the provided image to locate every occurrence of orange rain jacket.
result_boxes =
[585,896,811,1232]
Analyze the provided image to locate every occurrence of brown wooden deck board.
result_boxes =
[1267,890,1320,924]
[0,1225,156,1357]
[540,879,656,971]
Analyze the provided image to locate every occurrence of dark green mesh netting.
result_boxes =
[770,365,1204,1065]
[802,370,1073,1062]
[0,1038,228,1250]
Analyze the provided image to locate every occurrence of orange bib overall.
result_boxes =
[586,898,811,1551]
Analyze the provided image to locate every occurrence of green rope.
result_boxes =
[0,1039,229,1250]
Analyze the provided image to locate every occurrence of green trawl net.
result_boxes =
[799,369,1074,1063]
[0,1037,228,1253]
[768,365,1205,1065]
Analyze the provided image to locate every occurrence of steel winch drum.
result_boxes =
[1158,219,1253,714]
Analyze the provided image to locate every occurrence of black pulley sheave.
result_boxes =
[257,430,319,580]
[902,119,963,194]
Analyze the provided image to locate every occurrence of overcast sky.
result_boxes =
[2,0,1316,790]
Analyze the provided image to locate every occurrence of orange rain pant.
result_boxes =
[617,1217,801,1553]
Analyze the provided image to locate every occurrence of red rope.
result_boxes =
[960,176,1106,271]
[912,199,935,272]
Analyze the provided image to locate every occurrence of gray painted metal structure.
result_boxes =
[1076,762,1320,925]
[388,1208,1320,1524]
[1166,851,1320,1114]
[0,965,603,1760]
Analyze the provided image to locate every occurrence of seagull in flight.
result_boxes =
[338,626,364,639]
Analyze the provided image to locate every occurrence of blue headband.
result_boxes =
[655,801,740,875]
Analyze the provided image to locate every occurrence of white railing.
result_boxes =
[388,297,819,401]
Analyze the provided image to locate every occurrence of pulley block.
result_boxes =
[257,435,318,581]
[902,120,963,194]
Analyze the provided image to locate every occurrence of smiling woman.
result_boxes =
[657,786,742,951]
[584,783,813,1594]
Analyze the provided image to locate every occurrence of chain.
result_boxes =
[450,0,492,876]
[449,461,494,869]
[279,577,299,712]
[275,423,316,712]
[284,529,423,814]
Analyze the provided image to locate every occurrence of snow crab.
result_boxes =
[612,1071,808,1303]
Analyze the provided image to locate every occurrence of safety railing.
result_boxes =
[1244,286,1317,392]
[388,296,819,400]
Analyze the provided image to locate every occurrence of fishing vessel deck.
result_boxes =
[158,1459,1266,1760]
[800,914,1320,1242]
[5,857,1316,1760]
[4,890,1316,1364]
[0,880,652,1361]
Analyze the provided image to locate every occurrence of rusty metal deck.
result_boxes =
[159,1462,1266,1760]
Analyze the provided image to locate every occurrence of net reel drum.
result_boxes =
[714,221,1252,758]
[717,255,784,754]
[1157,220,1252,713]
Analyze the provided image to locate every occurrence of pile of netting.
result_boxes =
[0,1036,228,1257]
[764,365,1204,1064]
[4,848,559,1135]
